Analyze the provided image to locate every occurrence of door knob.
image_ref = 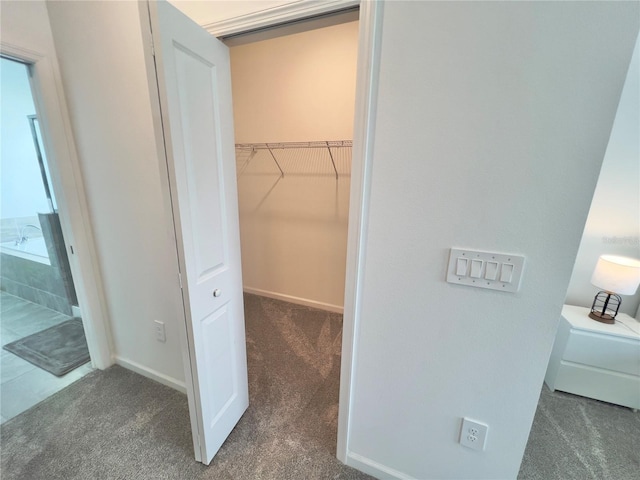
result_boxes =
[213,289,222,298]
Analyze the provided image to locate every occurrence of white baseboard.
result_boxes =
[346,452,416,480]
[243,286,344,314]
[115,356,186,394]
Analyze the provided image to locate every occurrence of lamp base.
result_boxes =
[588,311,616,324]
[589,290,621,324]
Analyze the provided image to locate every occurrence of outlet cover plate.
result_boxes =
[154,320,166,343]
[460,417,488,451]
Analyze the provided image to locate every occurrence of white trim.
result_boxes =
[346,451,417,480]
[336,0,383,464]
[243,287,344,314]
[202,0,359,37]
[1,42,114,370]
[115,356,187,393]
[1,42,42,63]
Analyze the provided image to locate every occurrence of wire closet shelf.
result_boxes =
[235,140,352,179]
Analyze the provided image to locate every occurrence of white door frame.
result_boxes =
[201,0,385,464]
[0,42,114,369]
[335,1,383,463]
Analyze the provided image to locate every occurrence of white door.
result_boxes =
[147,0,248,464]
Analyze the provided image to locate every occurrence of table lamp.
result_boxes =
[589,255,640,324]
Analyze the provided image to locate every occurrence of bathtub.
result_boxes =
[0,237,51,265]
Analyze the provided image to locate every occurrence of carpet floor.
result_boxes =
[518,383,640,480]
[0,294,373,480]
[1,294,638,479]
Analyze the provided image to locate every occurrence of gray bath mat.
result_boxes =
[3,318,90,377]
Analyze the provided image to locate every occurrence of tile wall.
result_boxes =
[0,213,77,315]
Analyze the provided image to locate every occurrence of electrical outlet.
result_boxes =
[154,320,166,343]
[460,418,488,451]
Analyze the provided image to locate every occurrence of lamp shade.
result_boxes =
[590,255,640,295]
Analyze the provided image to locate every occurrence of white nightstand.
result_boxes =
[544,304,640,410]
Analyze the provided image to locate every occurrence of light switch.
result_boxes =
[485,261,499,280]
[456,257,469,276]
[500,264,514,283]
[446,248,525,293]
[470,259,483,278]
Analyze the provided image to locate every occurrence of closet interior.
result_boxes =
[229,15,359,313]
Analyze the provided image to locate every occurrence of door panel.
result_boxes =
[148,0,248,464]
[201,306,236,415]
[173,46,227,276]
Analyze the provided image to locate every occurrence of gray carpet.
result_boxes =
[0,294,374,480]
[3,317,89,376]
[518,384,640,479]
[3,294,637,479]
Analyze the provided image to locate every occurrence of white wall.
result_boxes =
[231,21,358,310]
[346,2,639,479]
[46,1,185,389]
[231,21,358,142]
[564,37,640,316]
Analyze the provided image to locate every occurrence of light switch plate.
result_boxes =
[446,248,525,293]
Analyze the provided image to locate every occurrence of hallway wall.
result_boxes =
[46,1,186,389]
[345,2,639,478]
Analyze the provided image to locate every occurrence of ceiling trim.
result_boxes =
[202,0,360,37]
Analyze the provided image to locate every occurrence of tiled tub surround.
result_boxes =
[38,212,77,307]
[0,213,77,315]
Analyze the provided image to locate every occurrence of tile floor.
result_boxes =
[0,291,93,423]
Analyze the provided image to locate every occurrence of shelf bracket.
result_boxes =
[267,146,285,177]
[238,147,257,176]
[326,143,339,179]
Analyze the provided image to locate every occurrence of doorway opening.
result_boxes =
[226,10,359,458]
[0,56,92,423]
[520,38,640,478]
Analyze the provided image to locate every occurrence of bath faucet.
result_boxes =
[15,224,41,246]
